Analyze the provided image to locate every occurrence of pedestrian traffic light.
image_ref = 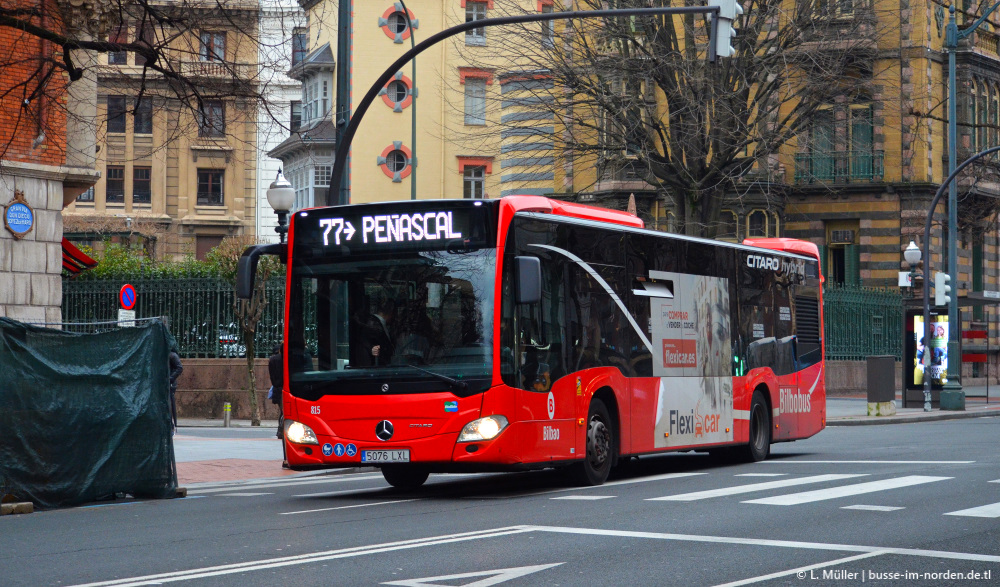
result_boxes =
[708,0,743,60]
[934,271,952,307]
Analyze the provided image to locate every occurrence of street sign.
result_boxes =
[117,309,136,327]
[119,283,136,310]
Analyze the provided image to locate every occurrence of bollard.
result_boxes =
[223,402,232,427]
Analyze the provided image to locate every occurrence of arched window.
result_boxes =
[970,79,978,149]
[980,79,989,151]
[992,83,999,148]
[718,211,739,241]
[770,211,781,237]
[747,210,767,238]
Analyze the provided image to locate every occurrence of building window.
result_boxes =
[388,11,409,35]
[464,78,486,125]
[303,75,331,127]
[106,166,125,203]
[290,101,302,131]
[381,76,414,112]
[77,187,95,203]
[197,100,225,137]
[197,169,225,205]
[718,211,738,241]
[381,6,417,42]
[107,96,126,133]
[541,2,554,47]
[747,210,767,238]
[291,28,308,66]
[378,144,413,181]
[466,1,487,45]
[134,98,153,134]
[463,166,486,198]
[134,25,155,66]
[199,31,226,62]
[133,167,151,204]
[108,22,127,64]
[314,165,332,187]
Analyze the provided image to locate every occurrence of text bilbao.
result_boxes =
[319,212,463,246]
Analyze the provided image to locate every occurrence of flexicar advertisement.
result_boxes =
[651,271,734,448]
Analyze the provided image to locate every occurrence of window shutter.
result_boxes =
[845,244,860,286]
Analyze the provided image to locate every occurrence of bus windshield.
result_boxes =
[287,248,496,399]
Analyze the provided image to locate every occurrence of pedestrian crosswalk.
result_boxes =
[646,474,866,502]
[944,502,1000,518]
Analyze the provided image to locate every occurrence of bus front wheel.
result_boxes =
[381,465,429,489]
[571,398,614,486]
[740,390,771,462]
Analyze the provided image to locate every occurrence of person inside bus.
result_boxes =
[395,302,435,364]
[363,297,397,366]
[520,346,551,392]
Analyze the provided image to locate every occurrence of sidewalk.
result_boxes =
[173,395,1000,486]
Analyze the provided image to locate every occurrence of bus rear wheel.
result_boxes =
[739,390,771,462]
[381,466,429,489]
[570,398,614,486]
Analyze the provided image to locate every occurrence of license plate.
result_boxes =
[361,449,410,463]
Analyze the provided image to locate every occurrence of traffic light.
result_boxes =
[934,271,952,307]
[708,0,743,60]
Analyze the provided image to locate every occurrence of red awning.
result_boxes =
[62,238,98,275]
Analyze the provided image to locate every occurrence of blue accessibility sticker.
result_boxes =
[346,444,358,457]
[333,443,346,457]
[322,443,334,456]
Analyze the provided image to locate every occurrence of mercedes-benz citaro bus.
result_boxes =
[237,196,826,489]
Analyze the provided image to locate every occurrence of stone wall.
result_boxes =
[0,163,70,324]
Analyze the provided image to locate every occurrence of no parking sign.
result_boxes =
[118,284,136,327]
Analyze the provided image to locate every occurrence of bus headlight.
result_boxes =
[458,415,509,442]
[286,421,319,445]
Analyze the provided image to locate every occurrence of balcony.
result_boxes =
[794,150,884,184]
[178,61,255,80]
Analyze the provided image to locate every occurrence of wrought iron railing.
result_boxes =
[823,283,903,361]
[62,278,287,359]
[794,150,884,184]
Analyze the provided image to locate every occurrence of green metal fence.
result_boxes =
[62,278,286,359]
[823,284,903,361]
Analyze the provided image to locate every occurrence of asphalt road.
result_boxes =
[2,418,999,587]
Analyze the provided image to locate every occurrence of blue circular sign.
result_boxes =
[345,444,357,457]
[322,443,334,457]
[119,284,136,310]
[333,443,346,457]
[4,202,33,237]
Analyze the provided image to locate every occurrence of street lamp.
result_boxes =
[266,169,294,244]
[904,240,923,295]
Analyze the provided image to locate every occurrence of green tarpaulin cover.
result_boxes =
[0,317,177,508]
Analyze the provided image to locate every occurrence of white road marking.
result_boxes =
[710,551,888,587]
[744,476,952,506]
[761,460,975,464]
[481,472,707,499]
[944,502,1000,518]
[525,525,1000,562]
[214,492,274,497]
[382,563,564,586]
[734,473,787,477]
[841,505,905,512]
[647,474,865,502]
[65,527,535,587]
[281,499,418,515]
[187,474,385,494]
[550,495,615,500]
[990,479,1000,483]
[64,523,1000,587]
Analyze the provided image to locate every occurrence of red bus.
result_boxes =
[238,195,825,488]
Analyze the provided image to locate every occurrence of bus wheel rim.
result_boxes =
[587,416,610,468]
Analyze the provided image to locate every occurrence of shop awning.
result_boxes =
[62,238,98,275]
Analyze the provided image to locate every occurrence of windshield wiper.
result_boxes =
[404,363,468,393]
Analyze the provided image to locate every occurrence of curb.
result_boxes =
[828,410,1000,426]
[0,502,34,515]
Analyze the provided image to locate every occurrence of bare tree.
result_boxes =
[452,0,890,237]
[0,0,300,164]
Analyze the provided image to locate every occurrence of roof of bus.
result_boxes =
[742,238,821,261]
[500,195,645,228]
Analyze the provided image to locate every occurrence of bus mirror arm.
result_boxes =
[236,243,286,299]
[514,256,542,305]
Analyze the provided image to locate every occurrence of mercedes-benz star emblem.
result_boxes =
[375,420,394,441]
[381,383,389,392]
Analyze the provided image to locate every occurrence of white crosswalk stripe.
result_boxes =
[646,474,866,502]
[944,502,1000,518]
[743,476,952,506]
[841,505,905,512]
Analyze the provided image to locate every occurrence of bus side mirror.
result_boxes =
[236,243,285,299]
[515,256,541,304]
